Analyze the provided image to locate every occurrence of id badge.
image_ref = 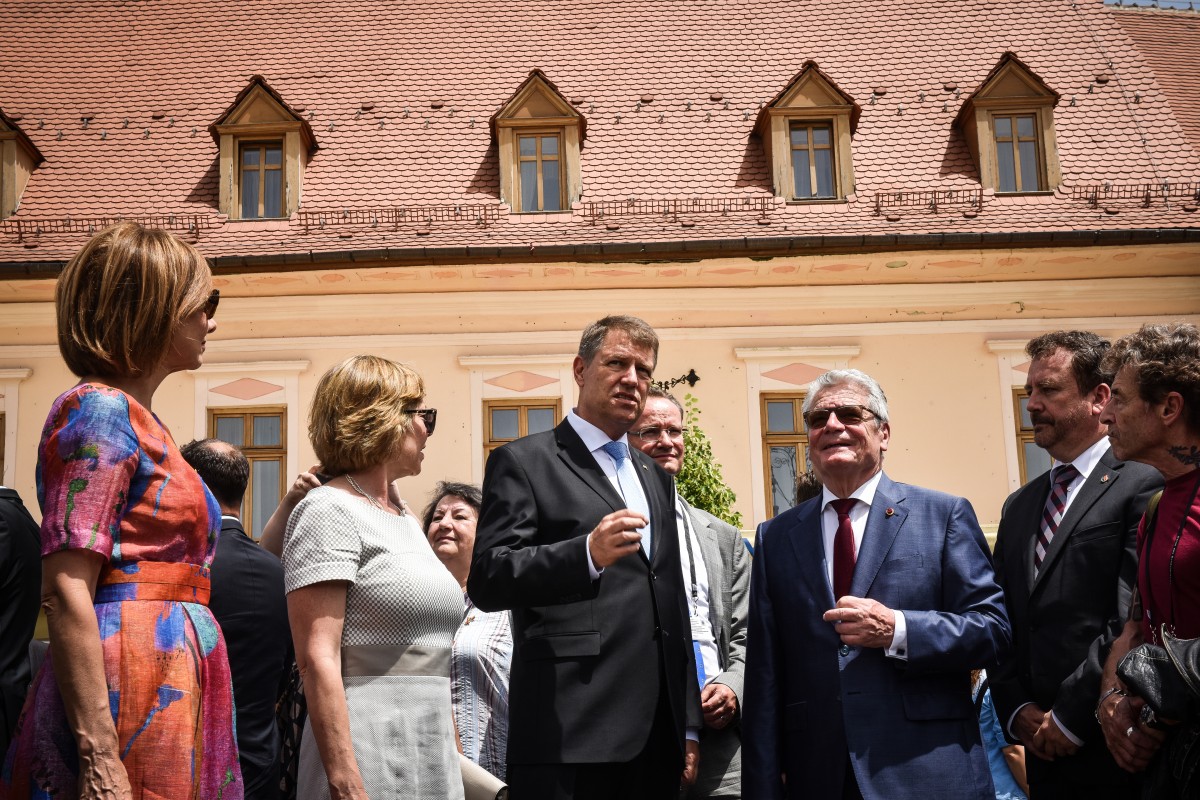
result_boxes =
[689,616,709,687]
[691,640,706,687]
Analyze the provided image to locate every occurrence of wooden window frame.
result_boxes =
[238,140,285,219]
[206,405,287,539]
[760,392,810,518]
[787,120,838,201]
[1012,387,1054,485]
[483,397,561,462]
[515,131,566,213]
[990,111,1046,194]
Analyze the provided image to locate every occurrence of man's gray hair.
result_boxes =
[578,315,659,365]
[801,369,889,425]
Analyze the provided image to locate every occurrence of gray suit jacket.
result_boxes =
[680,497,749,704]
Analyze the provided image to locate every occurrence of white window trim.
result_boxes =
[193,360,309,485]
[0,367,31,486]
[733,346,860,526]
[985,339,1030,493]
[458,354,575,484]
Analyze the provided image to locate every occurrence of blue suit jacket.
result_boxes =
[743,473,1011,800]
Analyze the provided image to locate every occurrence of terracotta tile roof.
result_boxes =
[0,0,1197,264]
[1111,6,1200,154]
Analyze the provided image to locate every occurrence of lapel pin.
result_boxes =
[885,507,895,517]
[1101,474,1109,483]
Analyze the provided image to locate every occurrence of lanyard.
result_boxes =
[679,502,701,614]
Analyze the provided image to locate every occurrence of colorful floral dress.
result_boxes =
[1,383,243,799]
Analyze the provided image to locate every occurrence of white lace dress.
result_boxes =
[284,486,465,800]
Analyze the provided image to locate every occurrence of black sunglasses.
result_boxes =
[803,404,877,430]
[203,289,220,319]
[408,408,437,435]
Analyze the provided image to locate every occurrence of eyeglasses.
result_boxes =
[408,408,437,435]
[630,426,688,442]
[203,289,220,319]
[803,404,877,430]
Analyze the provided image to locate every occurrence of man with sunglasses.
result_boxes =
[630,388,749,799]
[744,368,1011,800]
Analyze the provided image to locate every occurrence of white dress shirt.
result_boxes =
[819,471,908,660]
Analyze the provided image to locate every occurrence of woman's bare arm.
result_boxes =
[42,549,132,800]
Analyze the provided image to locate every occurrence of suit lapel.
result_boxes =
[554,420,627,513]
[850,474,907,598]
[635,450,673,569]
[781,498,835,608]
[1031,451,1122,592]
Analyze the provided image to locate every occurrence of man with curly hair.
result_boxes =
[1094,323,1200,788]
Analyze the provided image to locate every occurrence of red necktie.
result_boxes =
[831,498,858,599]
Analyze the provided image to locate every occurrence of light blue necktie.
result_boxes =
[601,440,652,556]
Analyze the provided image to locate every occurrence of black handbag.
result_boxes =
[1118,629,1200,799]
[1117,630,1200,722]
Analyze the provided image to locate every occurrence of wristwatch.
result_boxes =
[1095,686,1128,723]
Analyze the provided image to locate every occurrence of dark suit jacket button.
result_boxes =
[839,645,851,656]
[650,572,658,580]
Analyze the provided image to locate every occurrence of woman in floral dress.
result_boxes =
[1,222,242,799]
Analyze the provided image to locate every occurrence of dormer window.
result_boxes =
[956,54,1061,194]
[210,76,316,220]
[492,70,584,213]
[757,62,859,202]
[0,109,44,221]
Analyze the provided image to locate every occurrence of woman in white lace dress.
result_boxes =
[283,355,464,800]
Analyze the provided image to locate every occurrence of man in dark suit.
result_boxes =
[744,368,1011,800]
[0,484,40,756]
[991,331,1161,798]
[470,315,701,800]
[630,388,750,799]
[181,439,292,800]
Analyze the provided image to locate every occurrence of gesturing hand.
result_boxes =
[588,509,646,568]
[821,596,896,649]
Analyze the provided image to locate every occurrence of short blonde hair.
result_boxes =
[56,222,212,378]
[309,355,426,475]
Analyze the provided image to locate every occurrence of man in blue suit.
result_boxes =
[744,368,1011,800]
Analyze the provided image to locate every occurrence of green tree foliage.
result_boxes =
[676,393,743,529]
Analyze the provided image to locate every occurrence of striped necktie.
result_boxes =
[1035,463,1080,574]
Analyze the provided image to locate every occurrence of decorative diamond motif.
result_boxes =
[485,371,558,392]
[211,377,284,400]
[762,362,827,386]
